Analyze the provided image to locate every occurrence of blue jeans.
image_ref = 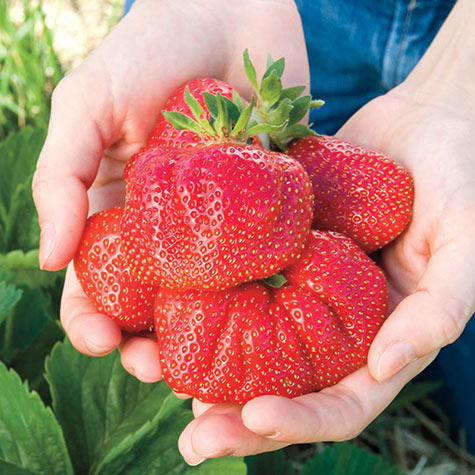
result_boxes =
[123,0,474,452]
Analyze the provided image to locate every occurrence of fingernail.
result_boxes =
[265,431,281,439]
[39,222,56,269]
[377,341,417,381]
[85,338,112,356]
[186,457,206,466]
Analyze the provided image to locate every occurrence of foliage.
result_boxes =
[0,0,62,138]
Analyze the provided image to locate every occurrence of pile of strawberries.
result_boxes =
[74,51,414,404]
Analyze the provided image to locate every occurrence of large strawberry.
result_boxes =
[122,142,313,290]
[155,230,388,404]
[121,59,314,291]
[286,135,414,252]
[74,208,157,332]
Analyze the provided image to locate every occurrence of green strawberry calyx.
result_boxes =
[263,273,287,288]
[243,49,324,151]
[162,86,283,144]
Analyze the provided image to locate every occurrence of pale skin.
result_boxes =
[32,0,475,466]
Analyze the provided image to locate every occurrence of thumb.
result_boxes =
[32,72,114,271]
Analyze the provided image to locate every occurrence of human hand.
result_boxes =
[177,66,475,466]
[32,0,309,377]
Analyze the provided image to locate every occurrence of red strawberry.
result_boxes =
[154,230,388,404]
[74,208,157,332]
[286,135,414,252]
[122,143,313,290]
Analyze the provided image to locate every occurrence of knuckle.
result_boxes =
[439,299,470,345]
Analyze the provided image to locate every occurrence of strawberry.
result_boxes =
[121,53,314,290]
[74,208,157,332]
[154,230,388,404]
[286,135,414,252]
[122,142,313,290]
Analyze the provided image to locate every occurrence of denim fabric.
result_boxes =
[123,0,474,452]
[295,0,456,134]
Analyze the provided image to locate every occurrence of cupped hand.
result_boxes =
[177,85,475,464]
[32,0,309,378]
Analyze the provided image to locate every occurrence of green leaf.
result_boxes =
[162,111,202,134]
[281,85,306,101]
[203,92,219,121]
[266,98,293,126]
[260,70,282,109]
[263,273,287,288]
[246,123,284,136]
[263,56,285,80]
[276,123,317,142]
[0,280,22,324]
[0,362,73,475]
[230,98,255,138]
[0,286,55,364]
[0,127,46,252]
[45,340,246,475]
[9,319,64,398]
[221,96,241,124]
[288,96,311,125]
[300,442,401,475]
[0,249,63,289]
[243,49,259,92]
[246,450,293,475]
[232,90,246,112]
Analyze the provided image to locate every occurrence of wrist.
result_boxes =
[396,0,475,118]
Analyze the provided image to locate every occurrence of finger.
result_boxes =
[33,70,115,271]
[192,399,216,418]
[119,336,162,383]
[61,265,122,355]
[242,354,436,443]
[178,404,286,466]
[370,237,475,382]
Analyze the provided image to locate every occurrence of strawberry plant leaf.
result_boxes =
[0,362,73,475]
[260,70,282,109]
[300,442,401,475]
[246,450,293,475]
[243,49,259,93]
[263,56,285,80]
[0,286,55,365]
[0,249,64,289]
[45,340,245,475]
[288,96,312,125]
[0,280,22,325]
[203,92,219,120]
[281,85,306,101]
[162,111,203,134]
[0,127,45,253]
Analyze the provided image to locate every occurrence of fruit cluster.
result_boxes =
[74,51,414,404]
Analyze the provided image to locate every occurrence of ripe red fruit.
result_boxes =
[155,230,388,404]
[74,208,157,332]
[287,135,414,252]
[122,143,313,290]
